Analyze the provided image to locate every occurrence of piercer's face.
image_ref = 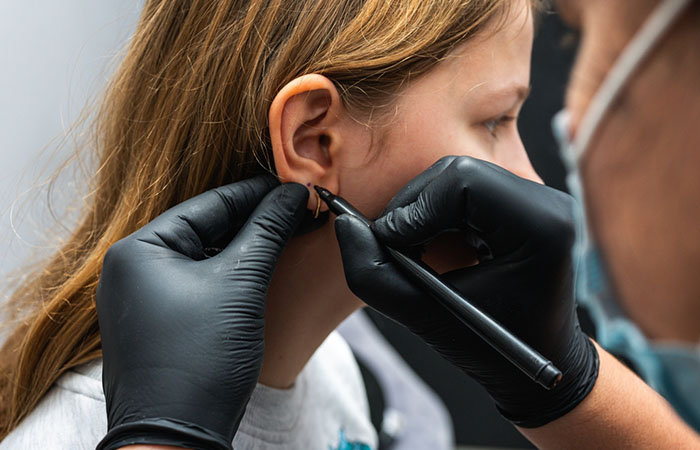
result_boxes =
[337,0,539,220]
[552,0,700,340]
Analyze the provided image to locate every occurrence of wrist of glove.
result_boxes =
[335,156,599,428]
[98,418,231,450]
[96,176,308,450]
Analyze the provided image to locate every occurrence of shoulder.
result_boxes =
[307,331,377,448]
[309,330,372,417]
[0,359,106,450]
[234,331,377,450]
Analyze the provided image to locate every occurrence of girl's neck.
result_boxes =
[258,221,362,389]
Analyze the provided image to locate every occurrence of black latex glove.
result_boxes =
[96,176,308,450]
[335,156,598,428]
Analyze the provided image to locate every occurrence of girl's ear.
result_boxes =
[269,74,343,212]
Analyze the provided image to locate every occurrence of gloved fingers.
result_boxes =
[136,175,280,259]
[373,156,530,250]
[439,264,496,309]
[372,165,469,248]
[220,183,308,275]
[380,156,457,215]
[336,214,488,339]
[335,214,423,306]
[439,262,540,334]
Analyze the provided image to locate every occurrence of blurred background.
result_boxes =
[0,3,576,449]
[0,1,143,279]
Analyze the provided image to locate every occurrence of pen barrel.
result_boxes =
[318,190,562,389]
[386,247,562,390]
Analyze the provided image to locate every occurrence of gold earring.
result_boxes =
[314,192,322,219]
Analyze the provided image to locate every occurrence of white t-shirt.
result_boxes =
[0,331,377,450]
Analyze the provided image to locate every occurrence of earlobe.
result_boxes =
[269,74,342,211]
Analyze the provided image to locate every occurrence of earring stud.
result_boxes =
[313,191,322,219]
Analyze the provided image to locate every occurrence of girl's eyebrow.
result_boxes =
[463,83,531,109]
[480,84,531,109]
[492,84,531,102]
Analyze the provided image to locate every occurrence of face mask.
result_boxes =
[552,0,700,431]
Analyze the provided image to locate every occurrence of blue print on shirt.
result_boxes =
[331,430,372,450]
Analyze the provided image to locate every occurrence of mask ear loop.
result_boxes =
[572,0,692,161]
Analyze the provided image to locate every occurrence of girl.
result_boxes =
[0,0,543,448]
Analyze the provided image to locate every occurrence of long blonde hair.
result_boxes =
[0,0,540,438]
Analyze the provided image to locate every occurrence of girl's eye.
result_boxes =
[483,115,516,138]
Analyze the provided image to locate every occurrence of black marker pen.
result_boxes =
[315,185,562,390]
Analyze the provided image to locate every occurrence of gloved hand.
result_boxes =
[335,156,598,428]
[96,176,308,450]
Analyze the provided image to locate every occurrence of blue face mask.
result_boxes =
[553,97,700,430]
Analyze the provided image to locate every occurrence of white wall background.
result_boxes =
[0,2,143,286]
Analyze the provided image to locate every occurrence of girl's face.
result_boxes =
[337,0,538,220]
